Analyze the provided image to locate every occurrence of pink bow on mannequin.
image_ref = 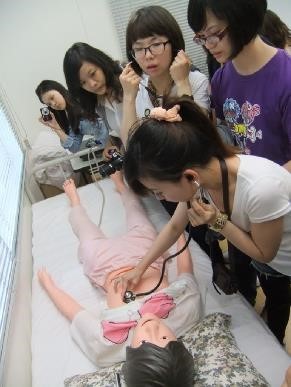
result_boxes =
[101,293,175,344]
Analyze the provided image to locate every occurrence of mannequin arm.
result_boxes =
[38,268,83,321]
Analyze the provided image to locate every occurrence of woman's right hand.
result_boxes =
[114,266,144,293]
[119,63,141,99]
[102,145,118,160]
[38,112,61,132]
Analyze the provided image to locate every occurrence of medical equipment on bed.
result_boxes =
[123,202,192,303]
[122,229,192,303]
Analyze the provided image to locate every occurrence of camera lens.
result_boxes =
[99,162,116,178]
[98,152,123,178]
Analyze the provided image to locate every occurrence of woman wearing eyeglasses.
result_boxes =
[119,5,220,260]
[120,6,210,144]
[188,0,291,346]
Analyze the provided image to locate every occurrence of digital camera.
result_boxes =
[40,106,52,122]
[99,149,123,178]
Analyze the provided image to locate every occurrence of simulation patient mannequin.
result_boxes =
[38,172,202,386]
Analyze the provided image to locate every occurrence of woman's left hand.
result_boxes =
[169,50,191,84]
[187,198,217,227]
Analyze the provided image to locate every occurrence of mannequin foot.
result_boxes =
[63,179,80,206]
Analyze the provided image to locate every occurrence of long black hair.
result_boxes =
[35,80,91,134]
[63,42,123,115]
[261,9,291,49]
[124,97,237,196]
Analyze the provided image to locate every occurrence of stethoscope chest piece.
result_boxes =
[123,290,136,303]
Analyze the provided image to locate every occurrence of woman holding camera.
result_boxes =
[36,80,108,153]
[63,43,123,157]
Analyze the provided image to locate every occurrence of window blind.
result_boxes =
[0,89,24,363]
[109,0,208,76]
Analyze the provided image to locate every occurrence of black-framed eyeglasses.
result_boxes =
[193,27,228,46]
[131,41,170,60]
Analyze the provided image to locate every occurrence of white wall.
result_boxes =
[0,0,290,145]
[0,0,121,144]
[267,0,291,25]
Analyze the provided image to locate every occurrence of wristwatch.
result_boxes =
[208,211,228,232]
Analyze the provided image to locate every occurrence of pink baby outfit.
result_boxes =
[69,187,164,287]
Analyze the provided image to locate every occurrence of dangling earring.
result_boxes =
[193,180,200,188]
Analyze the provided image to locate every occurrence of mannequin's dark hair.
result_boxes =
[124,97,237,196]
[35,79,90,134]
[187,0,267,59]
[122,341,194,387]
[126,6,185,75]
[63,42,122,115]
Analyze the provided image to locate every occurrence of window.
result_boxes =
[109,0,208,76]
[0,88,24,362]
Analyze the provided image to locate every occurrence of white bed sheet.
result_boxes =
[31,179,290,387]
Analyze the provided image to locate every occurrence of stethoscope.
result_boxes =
[123,202,192,303]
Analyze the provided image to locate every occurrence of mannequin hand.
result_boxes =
[114,266,144,293]
[106,280,124,307]
[187,197,217,227]
[119,63,141,99]
[169,50,191,84]
[38,268,55,290]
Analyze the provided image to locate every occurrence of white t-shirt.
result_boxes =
[135,71,210,118]
[96,98,123,138]
[70,273,202,367]
[205,155,291,276]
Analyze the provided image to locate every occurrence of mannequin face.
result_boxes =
[132,35,172,79]
[41,90,66,110]
[131,313,176,348]
[79,61,107,95]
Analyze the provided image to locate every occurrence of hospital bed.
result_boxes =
[2,150,291,387]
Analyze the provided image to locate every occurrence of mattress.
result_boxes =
[31,179,290,387]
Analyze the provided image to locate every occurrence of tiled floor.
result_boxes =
[255,287,291,355]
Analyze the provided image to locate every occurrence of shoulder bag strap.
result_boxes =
[218,158,231,219]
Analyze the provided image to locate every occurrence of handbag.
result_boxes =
[206,158,238,295]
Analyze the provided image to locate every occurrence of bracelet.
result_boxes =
[181,94,194,100]
[208,211,228,232]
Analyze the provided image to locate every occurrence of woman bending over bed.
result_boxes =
[38,172,202,386]
[118,98,291,347]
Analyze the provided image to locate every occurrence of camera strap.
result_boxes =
[208,158,238,295]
